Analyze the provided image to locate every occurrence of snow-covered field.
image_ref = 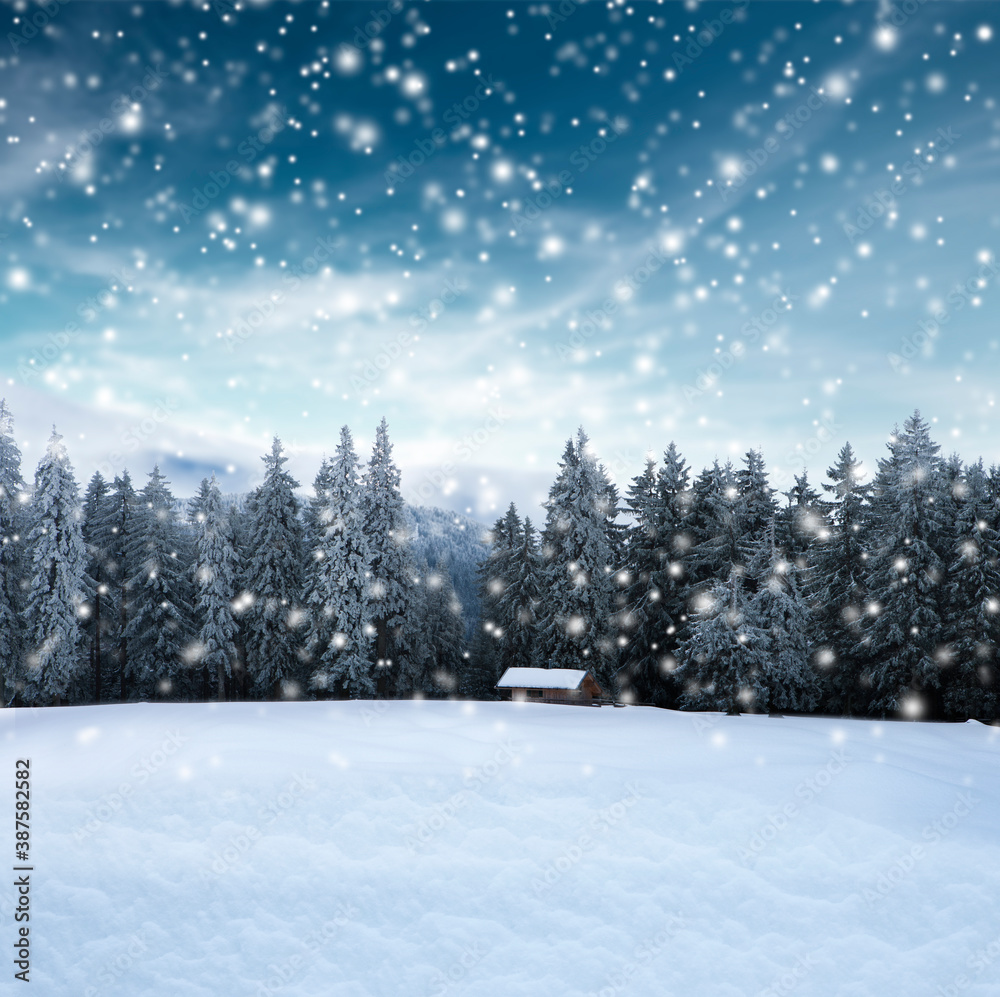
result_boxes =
[4,701,999,996]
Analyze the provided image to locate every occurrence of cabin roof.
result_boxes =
[496,667,592,691]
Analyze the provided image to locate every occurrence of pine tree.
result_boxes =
[617,445,692,706]
[124,466,193,700]
[858,412,950,717]
[496,516,543,670]
[776,470,826,567]
[463,512,517,699]
[940,460,1000,719]
[193,474,241,701]
[99,470,140,702]
[307,427,375,698]
[810,443,872,714]
[687,460,743,586]
[749,521,820,712]
[81,472,114,703]
[21,430,88,705]
[0,401,26,705]
[537,429,620,689]
[419,560,467,696]
[676,568,770,714]
[243,438,306,698]
[362,419,415,696]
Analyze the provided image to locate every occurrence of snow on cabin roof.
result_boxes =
[496,667,591,691]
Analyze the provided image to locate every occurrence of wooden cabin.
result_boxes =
[495,667,605,706]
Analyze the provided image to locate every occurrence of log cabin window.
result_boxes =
[527,689,542,698]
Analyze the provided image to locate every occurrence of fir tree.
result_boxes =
[0,401,26,705]
[749,521,820,712]
[810,443,872,714]
[676,568,770,715]
[124,466,193,700]
[858,412,950,717]
[496,516,543,670]
[21,430,88,705]
[940,460,1000,719]
[362,419,415,696]
[243,438,306,698]
[81,472,114,703]
[419,560,467,696]
[307,427,374,699]
[193,475,241,701]
[617,445,692,706]
[537,429,620,689]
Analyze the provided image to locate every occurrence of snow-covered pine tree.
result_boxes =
[462,511,519,699]
[362,419,415,696]
[307,427,375,699]
[776,470,826,567]
[81,472,114,703]
[496,515,543,670]
[617,444,693,706]
[193,474,241,701]
[98,470,140,701]
[749,520,820,712]
[0,400,26,705]
[21,430,88,705]
[687,460,743,586]
[735,448,777,563]
[243,437,306,699]
[187,476,213,529]
[419,560,466,696]
[537,428,619,690]
[675,568,770,715]
[857,412,950,717]
[124,466,193,700]
[940,459,1000,719]
[810,443,872,714]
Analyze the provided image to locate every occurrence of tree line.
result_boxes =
[0,408,467,706]
[4,402,997,721]
[471,412,999,721]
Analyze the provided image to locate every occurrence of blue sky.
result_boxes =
[2,0,999,518]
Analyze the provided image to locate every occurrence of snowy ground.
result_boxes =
[4,701,999,997]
